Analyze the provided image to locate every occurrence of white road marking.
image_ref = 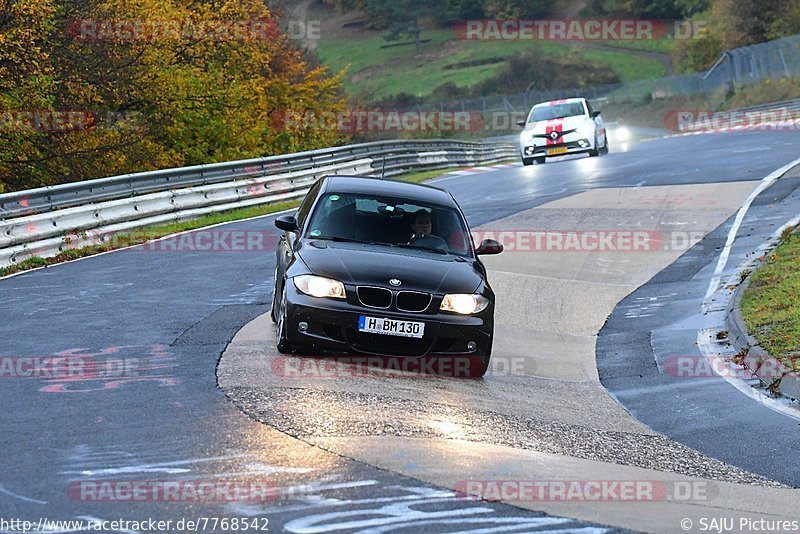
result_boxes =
[698,155,800,420]
[0,484,47,504]
[702,156,800,307]
[61,454,252,477]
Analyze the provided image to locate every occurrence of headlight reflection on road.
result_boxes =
[428,419,467,439]
[576,154,600,172]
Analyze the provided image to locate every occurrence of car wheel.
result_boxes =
[522,157,534,166]
[469,338,493,378]
[535,156,546,164]
[600,137,610,155]
[589,135,600,157]
[275,288,293,354]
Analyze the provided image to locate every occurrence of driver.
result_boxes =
[409,209,433,242]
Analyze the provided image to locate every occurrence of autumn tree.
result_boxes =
[0,0,347,192]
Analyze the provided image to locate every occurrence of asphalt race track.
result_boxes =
[1,130,799,533]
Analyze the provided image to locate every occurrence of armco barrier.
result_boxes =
[0,140,513,219]
[0,140,516,268]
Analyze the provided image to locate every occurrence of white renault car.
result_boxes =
[517,97,608,165]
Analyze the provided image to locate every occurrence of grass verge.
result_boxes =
[0,166,472,278]
[398,165,485,184]
[740,227,800,372]
[719,76,800,111]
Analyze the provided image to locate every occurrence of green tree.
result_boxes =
[364,0,436,53]
[320,0,368,12]
[479,0,551,19]
[617,0,709,18]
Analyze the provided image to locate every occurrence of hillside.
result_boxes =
[297,0,674,102]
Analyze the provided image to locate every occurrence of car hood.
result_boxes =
[523,115,589,135]
[296,240,484,294]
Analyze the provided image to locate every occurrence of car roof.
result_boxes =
[320,175,457,206]
[533,98,586,108]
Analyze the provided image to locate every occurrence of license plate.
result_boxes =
[546,147,568,156]
[358,316,425,338]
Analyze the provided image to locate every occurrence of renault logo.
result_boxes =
[389,279,402,287]
[549,131,560,140]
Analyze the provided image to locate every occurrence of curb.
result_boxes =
[725,242,800,403]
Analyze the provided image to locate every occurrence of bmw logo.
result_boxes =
[389,279,401,287]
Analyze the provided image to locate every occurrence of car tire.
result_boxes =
[522,157,534,166]
[469,338,493,378]
[276,288,293,354]
[600,137,609,155]
[535,156,546,164]
[589,135,600,157]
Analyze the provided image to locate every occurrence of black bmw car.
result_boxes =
[270,176,503,377]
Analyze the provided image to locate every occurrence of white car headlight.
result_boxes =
[440,294,489,315]
[614,126,631,141]
[294,275,346,299]
[577,121,595,138]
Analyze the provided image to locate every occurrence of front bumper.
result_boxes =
[520,137,593,158]
[282,283,493,359]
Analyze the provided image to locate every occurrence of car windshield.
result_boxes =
[305,192,473,256]
[529,102,586,122]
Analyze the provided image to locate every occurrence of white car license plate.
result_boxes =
[358,316,425,338]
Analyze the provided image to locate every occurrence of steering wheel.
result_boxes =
[409,234,449,251]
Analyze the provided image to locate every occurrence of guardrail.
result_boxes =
[735,98,800,113]
[0,140,511,219]
[673,98,800,133]
[0,139,516,268]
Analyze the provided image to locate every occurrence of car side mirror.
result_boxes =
[591,110,601,118]
[516,120,527,127]
[475,238,503,255]
[275,214,299,232]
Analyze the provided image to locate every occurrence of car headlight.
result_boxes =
[614,126,631,141]
[294,275,346,299]
[577,121,595,138]
[440,294,489,314]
